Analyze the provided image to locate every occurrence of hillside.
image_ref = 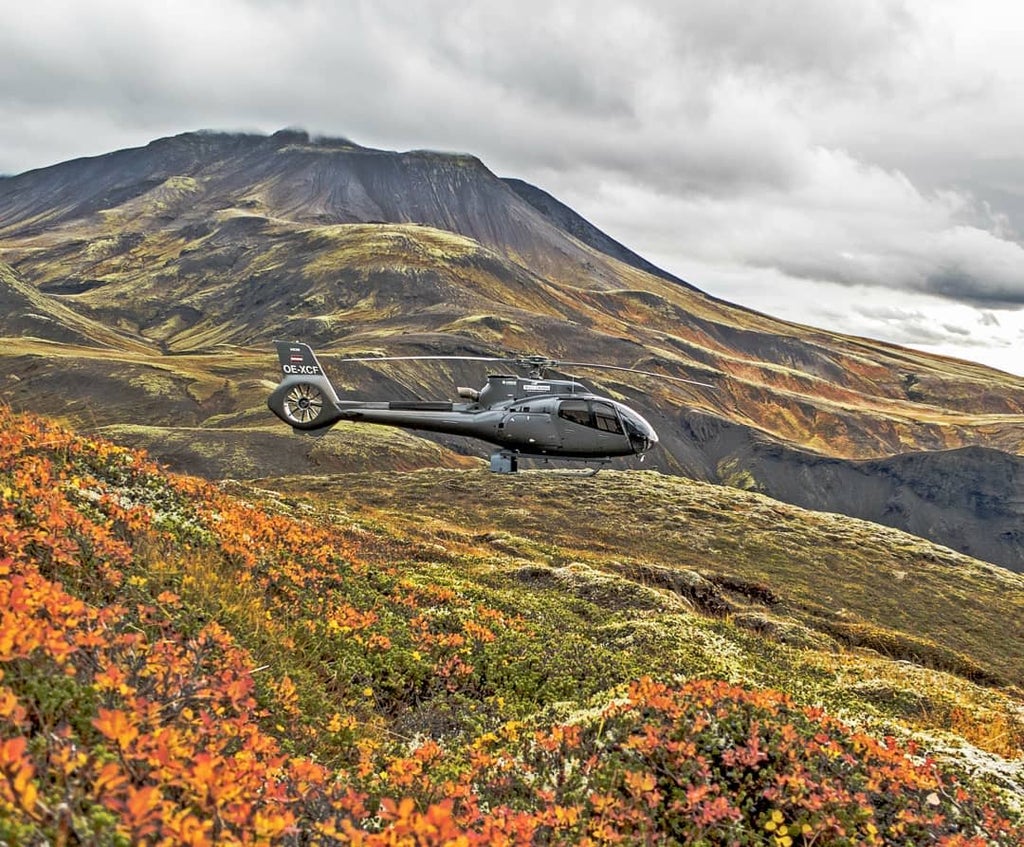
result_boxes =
[1,129,1024,572]
[1,407,1023,844]
[259,467,1024,690]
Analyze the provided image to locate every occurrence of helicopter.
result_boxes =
[267,341,714,472]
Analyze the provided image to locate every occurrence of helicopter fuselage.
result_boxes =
[327,393,651,458]
[267,343,661,465]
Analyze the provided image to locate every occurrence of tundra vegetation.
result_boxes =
[1,406,1022,844]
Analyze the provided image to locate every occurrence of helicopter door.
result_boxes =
[498,406,558,449]
[591,401,624,435]
[555,399,630,453]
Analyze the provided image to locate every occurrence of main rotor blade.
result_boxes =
[555,361,717,389]
[332,353,716,388]
[336,355,512,364]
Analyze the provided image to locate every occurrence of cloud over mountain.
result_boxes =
[3,0,1024,371]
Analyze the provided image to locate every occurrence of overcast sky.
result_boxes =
[3,0,1024,375]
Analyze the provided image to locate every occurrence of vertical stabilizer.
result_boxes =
[268,341,344,430]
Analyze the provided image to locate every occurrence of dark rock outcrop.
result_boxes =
[678,407,1024,571]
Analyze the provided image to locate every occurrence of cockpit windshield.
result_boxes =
[614,403,659,452]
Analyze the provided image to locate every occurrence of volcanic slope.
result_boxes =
[1,129,1023,569]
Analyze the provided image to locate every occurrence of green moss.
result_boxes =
[717,457,764,491]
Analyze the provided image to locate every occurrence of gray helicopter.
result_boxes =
[267,341,713,472]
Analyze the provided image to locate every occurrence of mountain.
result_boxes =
[501,176,685,283]
[679,411,1024,571]
[1,129,1023,570]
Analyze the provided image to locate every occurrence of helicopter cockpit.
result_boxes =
[556,398,658,453]
[618,403,659,453]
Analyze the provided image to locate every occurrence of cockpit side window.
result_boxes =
[558,399,591,426]
[591,401,624,433]
[558,400,625,433]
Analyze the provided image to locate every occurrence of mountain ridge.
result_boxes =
[500,176,689,285]
[1,129,1023,571]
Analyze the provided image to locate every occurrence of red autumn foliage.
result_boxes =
[0,407,1020,845]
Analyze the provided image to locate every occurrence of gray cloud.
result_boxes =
[658,0,918,85]
[846,303,954,346]
[3,0,1024,373]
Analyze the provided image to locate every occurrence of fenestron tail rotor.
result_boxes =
[283,383,324,424]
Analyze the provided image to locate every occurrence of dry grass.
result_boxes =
[260,468,1024,691]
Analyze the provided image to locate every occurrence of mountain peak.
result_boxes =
[0,127,610,281]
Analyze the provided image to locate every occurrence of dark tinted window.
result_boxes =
[558,400,623,433]
[558,400,591,426]
[592,402,623,433]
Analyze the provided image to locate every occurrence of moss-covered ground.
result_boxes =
[1,408,1021,844]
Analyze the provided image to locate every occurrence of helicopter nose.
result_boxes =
[616,405,658,453]
[636,429,658,453]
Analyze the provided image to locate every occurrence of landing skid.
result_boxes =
[541,458,612,477]
[488,451,611,476]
